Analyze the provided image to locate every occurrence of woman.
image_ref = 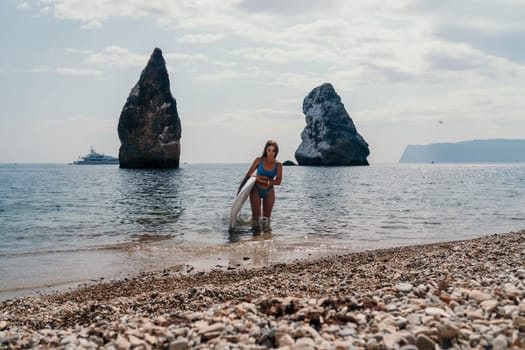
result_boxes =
[238,140,283,222]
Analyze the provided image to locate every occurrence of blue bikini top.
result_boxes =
[257,157,277,178]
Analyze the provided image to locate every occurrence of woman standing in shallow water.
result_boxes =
[238,140,283,222]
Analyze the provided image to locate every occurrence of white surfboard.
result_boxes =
[228,175,256,230]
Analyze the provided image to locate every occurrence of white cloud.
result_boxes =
[31,66,52,73]
[35,0,525,80]
[87,46,147,67]
[266,72,326,91]
[164,53,208,64]
[16,2,30,10]
[177,33,225,44]
[238,0,341,15]
[406,0,525,34]
[37,0,525,49]
[231,46,340,65]
[39,6,50,14]
[45,0,242,28]
[31,65,103,76]
[29,1,525,94]
[55,67,103,76]
[50,0,148,22]
[213,61,237,68]
[194,69,242,81]
[81,19,103,30]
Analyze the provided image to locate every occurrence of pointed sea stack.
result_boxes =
[295,83,369,166]
[118,48,181,168]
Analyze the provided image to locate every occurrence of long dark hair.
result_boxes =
[261,140,279,158]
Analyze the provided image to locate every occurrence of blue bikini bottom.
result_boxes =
[255,185,273,198]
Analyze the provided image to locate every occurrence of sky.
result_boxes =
[1,0,524,164]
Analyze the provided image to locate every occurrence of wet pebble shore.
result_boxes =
[1,230,524,349]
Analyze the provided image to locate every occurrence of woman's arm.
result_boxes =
[237,157,259,193]
[270,162,283,186]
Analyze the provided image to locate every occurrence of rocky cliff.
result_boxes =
[399,139,525,163]
[295,83,369,166]
[118,48,181,168]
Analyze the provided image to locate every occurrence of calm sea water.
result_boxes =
[1,163,524,297]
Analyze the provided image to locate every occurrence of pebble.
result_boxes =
[437,321,460,340]
[480,299,499,311]
[415,334,436,350]
[169,338,189,350]
[425,307,449,317]
[470,290,493,302]
[396,283,413,293]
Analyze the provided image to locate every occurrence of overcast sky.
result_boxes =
[1,0,524,164]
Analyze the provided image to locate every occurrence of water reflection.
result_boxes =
[228,217,272,243]
[116,168,184,238]
[252,218,272,235]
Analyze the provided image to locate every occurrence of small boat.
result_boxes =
[73,146,119,165]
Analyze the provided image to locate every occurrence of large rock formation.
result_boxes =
[295,83,370,166]
[118,48,181,168]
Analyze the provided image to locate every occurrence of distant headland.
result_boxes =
[399,139,525,163]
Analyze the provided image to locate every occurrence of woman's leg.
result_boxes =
[249,188,261,220]
[262,189,275,219]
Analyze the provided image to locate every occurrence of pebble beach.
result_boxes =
[1,230,524,349]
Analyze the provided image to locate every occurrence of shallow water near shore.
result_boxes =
[1,162,524,299]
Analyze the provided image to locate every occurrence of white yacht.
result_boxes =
[73,146,119,165]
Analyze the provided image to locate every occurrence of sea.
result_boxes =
[1,163,524,300]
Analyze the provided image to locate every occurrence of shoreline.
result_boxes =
[1,230,524,349]
[0,239,361,302]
